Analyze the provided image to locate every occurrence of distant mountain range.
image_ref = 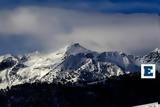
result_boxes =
[0,43,160,89]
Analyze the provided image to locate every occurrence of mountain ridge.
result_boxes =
[0,43,159,89]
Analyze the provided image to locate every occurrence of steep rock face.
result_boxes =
[140,48,160,71]
[141,48,160,63]
[97,52,140,72]
[0,55,17,71]
[0,43,159,89]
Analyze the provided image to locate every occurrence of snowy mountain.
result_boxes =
[0,43,159,89]
[140,48,160,71]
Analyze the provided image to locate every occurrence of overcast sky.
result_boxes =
[0,0,159,55]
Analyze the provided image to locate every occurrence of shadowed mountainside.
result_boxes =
[1,72,160,107]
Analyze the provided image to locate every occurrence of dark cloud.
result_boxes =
[0,0,159,14]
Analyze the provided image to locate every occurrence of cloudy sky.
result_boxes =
[0,0,159,55]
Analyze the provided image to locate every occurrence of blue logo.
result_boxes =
[141,64,156,79]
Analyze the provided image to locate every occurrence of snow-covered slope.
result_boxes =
[0,43,159,89]
[140,48,160,71]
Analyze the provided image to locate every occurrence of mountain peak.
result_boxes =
[152,48,160,53]
[64,43,90,56]
[66,43,82,49]
[54,43,91,57]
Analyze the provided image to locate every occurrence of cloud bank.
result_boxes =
[0,6,159,55]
